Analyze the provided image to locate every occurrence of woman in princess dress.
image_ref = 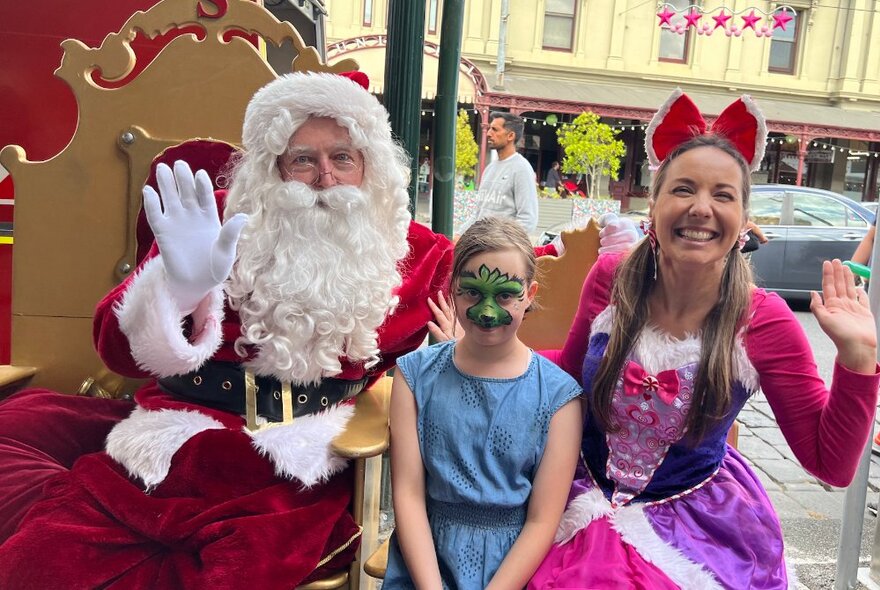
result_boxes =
[528,90,880,589]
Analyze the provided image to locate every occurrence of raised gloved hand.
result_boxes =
[598,212,640,255]
[142,161,248,314]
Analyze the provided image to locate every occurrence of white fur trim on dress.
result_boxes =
[591,306,759,392]
[115,256,225,377]
[644,87,684,168]
[555,486,614,544]
[106,406,225,489]
[613,504,723,589]
[247,403,355,487]
[740,95,768,172]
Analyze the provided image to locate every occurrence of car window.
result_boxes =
[845,206,869,228]
[749,192,784,226]
[790,193,858,227]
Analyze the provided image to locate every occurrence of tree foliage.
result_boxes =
[556,111,626,199]
[455,109,479,181]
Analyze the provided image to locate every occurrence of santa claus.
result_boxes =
[0,71,453,589]
[0,71,637,589]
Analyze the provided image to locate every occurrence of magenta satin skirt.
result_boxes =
[529,449,790,589]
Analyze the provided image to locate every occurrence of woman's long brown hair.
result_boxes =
[590,135,754,443]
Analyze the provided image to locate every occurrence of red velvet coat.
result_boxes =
[0,218,452,589]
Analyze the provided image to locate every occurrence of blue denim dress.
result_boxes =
[383,340,581,589]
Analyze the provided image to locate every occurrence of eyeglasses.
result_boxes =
[279,153,363,187]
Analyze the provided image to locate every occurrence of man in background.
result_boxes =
[544,160,562,192]
[463,112,538,235]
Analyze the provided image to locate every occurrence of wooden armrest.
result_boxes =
[0,365,38,398]
[363,537,390,579]
[296,570,348,589]
[331,376,391,459]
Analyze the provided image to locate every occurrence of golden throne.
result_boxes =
[0,1,384,588]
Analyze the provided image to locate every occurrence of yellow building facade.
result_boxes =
[326,0,880,206]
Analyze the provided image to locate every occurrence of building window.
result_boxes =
[543,0,576,51]
[769,9,801,74]
[428,0,439,34]
[363,0,373,27]
[658,0,691,63]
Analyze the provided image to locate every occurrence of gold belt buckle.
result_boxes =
[245,369,294,432]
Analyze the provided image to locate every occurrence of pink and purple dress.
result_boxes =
[531,253,880,590]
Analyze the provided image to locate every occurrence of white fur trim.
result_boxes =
[247,403,355,487]
[644,87,684,168]
[740,95,768,171]
[115,256,225,377]
[106,406,225,489]
[591,306,759,391]
[555,487,614,544]
[613,504,723,589]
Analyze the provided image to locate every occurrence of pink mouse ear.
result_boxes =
[709,96,767,171]
[645,89,707,167]
[338,71,370,91]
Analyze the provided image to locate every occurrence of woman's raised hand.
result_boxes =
[811,259,877,374]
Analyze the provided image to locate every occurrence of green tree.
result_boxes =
[556,111,626,199]
[455,109,479,185]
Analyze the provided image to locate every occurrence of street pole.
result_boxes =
[431,0,465,239]
[495,0,509,90]
[383,0,426,215]
[838,224,880,589]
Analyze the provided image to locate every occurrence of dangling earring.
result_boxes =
[736,228,749,251]
[640,219,658,280]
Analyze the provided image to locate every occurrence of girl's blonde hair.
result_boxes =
[451,217,537,285]
[591,134,754,443]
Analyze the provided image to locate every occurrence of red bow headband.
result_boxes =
[645,89,767,172]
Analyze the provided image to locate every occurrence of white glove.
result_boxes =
[598,213,640,255]
[142,160,248,314]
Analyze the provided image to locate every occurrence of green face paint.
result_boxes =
[456,264,526,329]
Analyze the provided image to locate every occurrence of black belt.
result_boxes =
[158,361,367,425]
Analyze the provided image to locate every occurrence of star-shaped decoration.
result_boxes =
[772,10,794,31]
[657,6,676,27]
[684,8,702,28]
[741,10,761,30]
[712,10,731,30]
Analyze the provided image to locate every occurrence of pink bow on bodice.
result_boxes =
[622,360,681,405]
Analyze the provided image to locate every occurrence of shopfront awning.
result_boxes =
[499,74,880,136]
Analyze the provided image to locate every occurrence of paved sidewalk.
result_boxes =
[738,392,880,589]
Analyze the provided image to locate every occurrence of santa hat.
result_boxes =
[233,71,411,226]
[242,72,401,182]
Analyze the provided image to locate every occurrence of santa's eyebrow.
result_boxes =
[285,143,359,156]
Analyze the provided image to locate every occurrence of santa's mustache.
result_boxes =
[268,181,368,212]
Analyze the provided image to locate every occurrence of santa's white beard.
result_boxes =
[225,180,407,384]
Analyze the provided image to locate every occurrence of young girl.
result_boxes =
[384,217,583,589]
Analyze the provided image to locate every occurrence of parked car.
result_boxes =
[749,185,874,301]
[537,187,873,302]
[862,201,879,216]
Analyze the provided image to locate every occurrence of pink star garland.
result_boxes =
[741,10,761,31]
[772,10,794,31]
[684,8,702,28]
[712,10,731,30]
[657,7,675,27]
